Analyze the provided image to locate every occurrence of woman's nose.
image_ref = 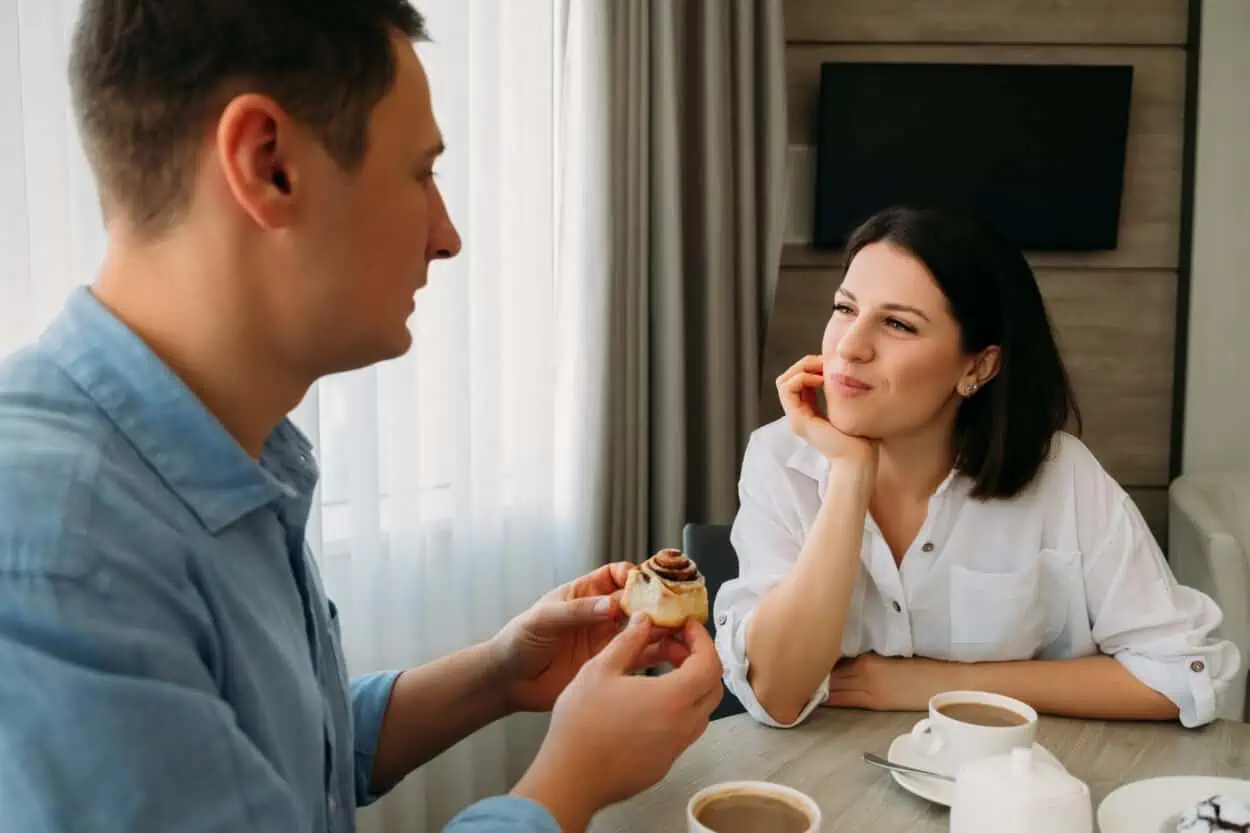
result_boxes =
[836,322,874,363]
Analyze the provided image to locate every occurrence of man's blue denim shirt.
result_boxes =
[0,288,557,833]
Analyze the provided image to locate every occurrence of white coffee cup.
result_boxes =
[687,780,821,833]
[909,690,1038,773]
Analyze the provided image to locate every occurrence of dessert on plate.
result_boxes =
[1177,794,1250,832]
[620,548,709,628]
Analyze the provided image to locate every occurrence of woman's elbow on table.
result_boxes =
[737,673,825,729]
[1112,640,1241,728]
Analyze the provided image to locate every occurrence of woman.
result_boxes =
[715,206,1239,729]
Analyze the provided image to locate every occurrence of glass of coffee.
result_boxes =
[687,780,821,833]
[909,690,1038,774]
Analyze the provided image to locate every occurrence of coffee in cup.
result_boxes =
[910,690,1037,773]
[687,781,820,833]
[936,701,1030,728]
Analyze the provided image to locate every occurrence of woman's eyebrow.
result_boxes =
[837,288,931,322]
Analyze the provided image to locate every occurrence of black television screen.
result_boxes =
[812,62,1134,252]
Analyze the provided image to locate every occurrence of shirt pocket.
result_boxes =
[948,557,1049,662]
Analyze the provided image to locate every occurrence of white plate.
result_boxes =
[1098,776,1250,833]
[883,732,1067,807]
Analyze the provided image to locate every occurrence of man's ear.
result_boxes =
[215,93,301,230]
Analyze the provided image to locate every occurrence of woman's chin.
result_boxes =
[827,410,884,441]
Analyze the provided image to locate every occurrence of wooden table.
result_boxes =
[588,709,1250,832]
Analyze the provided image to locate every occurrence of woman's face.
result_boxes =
[821,241,994,440]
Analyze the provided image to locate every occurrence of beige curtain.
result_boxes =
[586,0,788,563]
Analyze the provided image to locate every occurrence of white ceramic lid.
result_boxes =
[957,746,1089,805]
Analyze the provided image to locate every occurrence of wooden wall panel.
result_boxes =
[772,0,1189,529]
[1127,487,1169,548]
[784,44,1186,271]
[760,268,1176,486]
[785,0,1187,46]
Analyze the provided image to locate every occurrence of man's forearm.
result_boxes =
[953,655,1179,721]
[370,641,510,794]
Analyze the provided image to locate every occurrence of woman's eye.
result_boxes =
[832,302,854,315]
[886,318,917,334]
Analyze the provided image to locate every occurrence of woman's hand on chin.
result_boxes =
[776,354,879,470]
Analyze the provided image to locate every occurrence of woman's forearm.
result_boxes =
[745,463,872,724]
[956,655,1179,721]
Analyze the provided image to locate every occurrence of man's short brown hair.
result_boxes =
[69,0,428,234]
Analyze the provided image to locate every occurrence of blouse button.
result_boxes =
[921,542,934,553]
[1191,660,1206,673]
[892,600,902,613]
[716,613,727,627]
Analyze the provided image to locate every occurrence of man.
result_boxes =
[0,2,724,832]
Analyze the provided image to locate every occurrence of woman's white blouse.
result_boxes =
[713,420,1240,729]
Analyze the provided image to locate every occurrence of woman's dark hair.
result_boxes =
[844,205,1080,500]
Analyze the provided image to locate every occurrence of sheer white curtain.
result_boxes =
[312,3,608,831]
[0,0,106,347]
[0,1,607,831]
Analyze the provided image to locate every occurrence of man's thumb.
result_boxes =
[596,612,653,673]
[531,595,618,634]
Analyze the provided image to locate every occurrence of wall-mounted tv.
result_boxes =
[812,62,1134,252]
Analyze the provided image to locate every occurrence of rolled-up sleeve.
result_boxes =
[713,433,829,728]
[0,553,304,832]
[441,796,560,832]
[1085,496,1241,727]
[350,670,403,806]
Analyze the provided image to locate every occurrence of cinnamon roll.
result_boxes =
[620,548,709,627]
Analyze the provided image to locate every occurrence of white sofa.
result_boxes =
[1168,471,1250,722]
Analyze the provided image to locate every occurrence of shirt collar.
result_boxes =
[38,286,318,535]
[784,439,960,500]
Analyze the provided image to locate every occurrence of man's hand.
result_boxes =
[824,652,953,712]
[511,614,725,833]
[489,562,692,713]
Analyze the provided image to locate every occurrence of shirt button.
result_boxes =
[921,542,934,553]
[1191,660,1206,673]
[892,600,902,613]
[716,613,727,626]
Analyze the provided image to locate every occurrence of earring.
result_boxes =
[963,383,978,396]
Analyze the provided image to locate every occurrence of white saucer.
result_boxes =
[883,732,1067,807]
[1097,776,1250,833]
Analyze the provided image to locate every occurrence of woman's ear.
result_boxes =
[975,346,1002,387]
[957,346,1002,398]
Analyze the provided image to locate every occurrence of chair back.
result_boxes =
[682,522,747,720]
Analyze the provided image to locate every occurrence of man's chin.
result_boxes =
[321,331,414,376]
[379,328,415,362]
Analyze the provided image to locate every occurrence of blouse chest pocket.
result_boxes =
[948,556,1056,662]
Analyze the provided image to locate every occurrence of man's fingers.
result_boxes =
[631,642,672,672]
[529,595,620,634]
[663,638,693,667]
[661,621,723,702]
[594,612,654,673]
[564,562,633,600]
[693,680,724,716]
[630,637,692,672]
